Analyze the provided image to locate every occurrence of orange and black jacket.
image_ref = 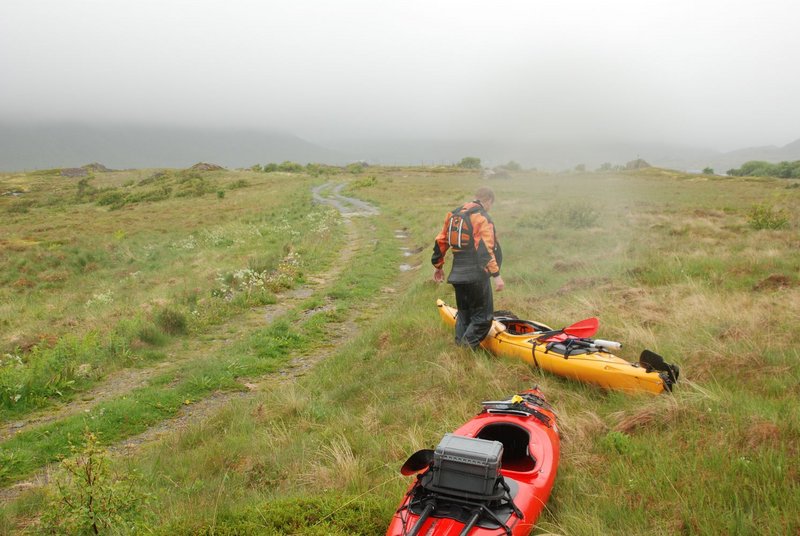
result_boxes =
[431,200,502,284]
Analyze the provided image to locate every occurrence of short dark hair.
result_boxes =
[474,187,495,204]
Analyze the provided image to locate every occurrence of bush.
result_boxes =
[277,161,304,173]
[95,190,126,207]
[155,307,187,335]
[75,177,98,200]
[346,163,365,174]
[748,203,789,230]
[728,160,800,178]
[127,186,172,204]
[351,176,377,189]
[39,430,150,535]
[457,157,482,169]
[702,167,714,175]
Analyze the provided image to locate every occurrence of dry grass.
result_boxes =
[611,396,681,434]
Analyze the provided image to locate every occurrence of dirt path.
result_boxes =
[1,184,379,444]
[312,182,380,217]
[0,184,405,505]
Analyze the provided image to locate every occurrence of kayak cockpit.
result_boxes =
[494,317,551,335]
[476,423,537,473]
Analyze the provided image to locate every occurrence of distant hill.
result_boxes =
[326,138,800,172]
[0,123,347,170]
[0,122,797,172]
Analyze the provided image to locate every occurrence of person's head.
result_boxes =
[474,187,495,210]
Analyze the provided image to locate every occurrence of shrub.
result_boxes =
[277,161,304,173]
[457,157,482,169]
[138,171,168,186]
[155,307,187,335]
[702,167,714,175]
[39,430,150,534]
[351,176,377,189]
[748,203,789,230]
[75,177,98,200]
[306,163,324,176]
[346,163,365,174]
[728,160,800,178]
[127,186,172,204]
[563,202,600,229]
[95,190,126,207]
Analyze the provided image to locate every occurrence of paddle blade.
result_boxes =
[640,349,680,385]
[563,317,599,338]
[400,449,434,476]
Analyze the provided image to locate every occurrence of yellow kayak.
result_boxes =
[436,299,678,395]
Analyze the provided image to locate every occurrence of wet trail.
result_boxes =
[0,183,420,506]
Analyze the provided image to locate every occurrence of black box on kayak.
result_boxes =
[432,434,503,497]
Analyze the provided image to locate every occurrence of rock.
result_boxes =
[189,162,225,171]
[82,162,112,172]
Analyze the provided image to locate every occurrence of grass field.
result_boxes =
[1,165,798,534]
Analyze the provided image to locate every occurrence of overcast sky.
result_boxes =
[1,0,798,150]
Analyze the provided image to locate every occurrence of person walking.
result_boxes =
[432,187,504,349]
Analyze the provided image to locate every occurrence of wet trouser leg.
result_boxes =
[453,278,494,348]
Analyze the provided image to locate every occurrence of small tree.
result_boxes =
[702,167,714,175]
[457,157,482,169]
[41,430,150,534]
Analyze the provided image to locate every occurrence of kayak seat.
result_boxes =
[476,423,537,473]
[495,318,549,335]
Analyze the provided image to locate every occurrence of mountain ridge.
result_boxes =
[1,122,798,172]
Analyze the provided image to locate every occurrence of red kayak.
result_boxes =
[386,387,560,536]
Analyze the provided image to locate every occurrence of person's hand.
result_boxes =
[494,275,505,292]
[433,268,444,283]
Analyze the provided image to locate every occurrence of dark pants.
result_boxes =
[453,278,494,349]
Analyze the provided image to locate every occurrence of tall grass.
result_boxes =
[1,168,799,534]
[0,170,344,420]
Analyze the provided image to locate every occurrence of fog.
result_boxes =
[2,0,799,156]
